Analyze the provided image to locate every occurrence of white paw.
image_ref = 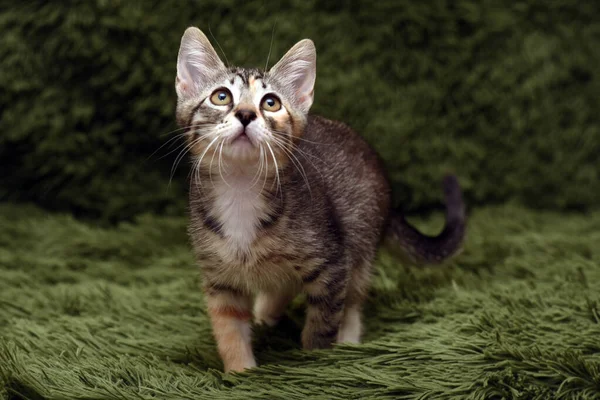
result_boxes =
[336,305,362,344]
[337,330,361,344]
[225,358,257,373]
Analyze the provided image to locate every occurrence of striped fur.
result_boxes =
[175,27,466,372]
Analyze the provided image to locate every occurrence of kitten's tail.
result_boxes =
[386,175,466,264]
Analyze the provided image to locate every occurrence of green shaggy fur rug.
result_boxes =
[1,203,599,399]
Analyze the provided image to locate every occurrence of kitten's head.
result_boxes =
[175,27,316,169]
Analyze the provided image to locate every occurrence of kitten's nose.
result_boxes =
[235,109,257,127]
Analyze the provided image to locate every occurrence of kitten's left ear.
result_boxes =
[269,39,316,114]
[176,27,226,100]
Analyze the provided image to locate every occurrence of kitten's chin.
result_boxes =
[222,137,261,164]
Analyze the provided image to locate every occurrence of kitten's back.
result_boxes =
[296,115,466,265]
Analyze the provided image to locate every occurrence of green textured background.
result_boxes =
[1,0,599,221]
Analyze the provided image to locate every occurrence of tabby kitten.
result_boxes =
[175,27,465,372]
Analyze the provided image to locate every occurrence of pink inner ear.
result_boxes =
[175,76,185,91]
[176,77,191,97]
[176,57,201,98]
[297,88,314,107]
[294,69,315,105]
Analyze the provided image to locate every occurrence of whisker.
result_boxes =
[209,25,230,67]
[272,136,322,192]
[158,135,200,162]
[160,129,214,160]
[270,133,326,177]
[249,145,266,200]
[270,134,320,172]
[169,136,203,187]
[194,135,221,190]
[218,140,232,188]
[271,129,332,146]
[248,145,266,190]
[159,125,197,138]
[146,133,188,162]
[196,135,221,191]
[148,123,208,162]
[258,143,270,198]
[266,142,281,198]
[197,135,221,167]
[270,138,313,201]
[171,138,200,181]
[208,138,220,189]
[265,20,278,72]
[192,152,203,194]
[186,138,208,184]
[188,139,208,192]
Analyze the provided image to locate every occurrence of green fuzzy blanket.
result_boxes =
[1,204,599,399]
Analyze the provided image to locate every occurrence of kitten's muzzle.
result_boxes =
[235,109,257,127]
[229,125,256,147]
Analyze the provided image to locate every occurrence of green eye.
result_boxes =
[261,95,281,112]
[210,89,232,105]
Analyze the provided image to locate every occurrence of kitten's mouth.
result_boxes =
[221,128,261,162]
[230,129,255,147]
[233,132,251,143]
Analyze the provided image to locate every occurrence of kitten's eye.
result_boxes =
[261,95,282,112]
[210,89,232,106]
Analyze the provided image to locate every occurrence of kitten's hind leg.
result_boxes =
[337,261,371,344]
[205,283,256,372]
[301,265,349,350]
[337,304,362,344]
[254,286,298,327]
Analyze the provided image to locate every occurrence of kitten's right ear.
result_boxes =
[176,27,226,100]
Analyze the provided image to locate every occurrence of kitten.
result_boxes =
[174,27,466,372]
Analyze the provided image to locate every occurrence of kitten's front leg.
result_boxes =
[205,284,256,372]
[301,267,348,349]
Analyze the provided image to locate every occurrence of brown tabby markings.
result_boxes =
[175,27,465,372]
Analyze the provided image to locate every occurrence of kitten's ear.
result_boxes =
[269,39,316,113]
[176,27,226,99]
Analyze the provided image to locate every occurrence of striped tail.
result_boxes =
[387,175,466,264]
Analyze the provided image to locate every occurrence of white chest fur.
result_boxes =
[211,177,268,254]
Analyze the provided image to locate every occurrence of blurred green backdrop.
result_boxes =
[1,0,599,221]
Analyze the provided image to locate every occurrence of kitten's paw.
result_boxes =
[253,291,290,327]
[336,305,362,344]
[253,311,280,327]
[224,358,257,373]
[336,330,361,344]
